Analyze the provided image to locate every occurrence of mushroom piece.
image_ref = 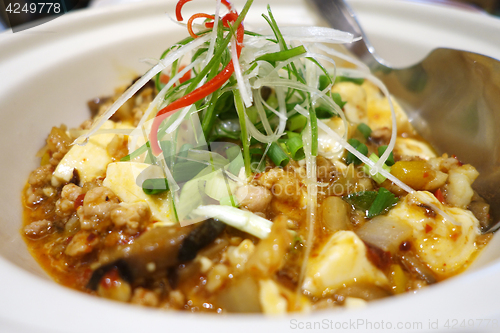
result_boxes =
[87,219,225,290]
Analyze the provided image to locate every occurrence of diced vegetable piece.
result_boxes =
[390,160,434,190]
[356,215,412,253]
[321,196,350,231]
[216,276,262,313]
[390,264,408,294]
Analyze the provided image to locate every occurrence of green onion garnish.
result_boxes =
[268,142,289,167]
[357,123,372,140]
[255,45,307,64]
[378,145,395,166]
[318,75,331,91]
[286,135,305,161]
[346,138,368,165]
[331,92,347,109]
[287,113,307,132]
[362,153,392,184]
[315,106,336,119]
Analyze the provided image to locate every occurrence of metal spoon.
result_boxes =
[310,0,500,232]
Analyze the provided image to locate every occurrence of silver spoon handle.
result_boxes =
[310,0,386,68]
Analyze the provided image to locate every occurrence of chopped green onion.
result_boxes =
[346,138,368,165]
[249,147,264,155]
[268,142,289,167]
[287,113,307,132]
[286,135,305,161]
[318,75,331,91]
[142,178,169,195]
[357,123,372,140]
[331,92,347,109]
[362,153,392,184]
[378,145,395,166]
[335,76,365,85]
[367,188,399,218]
[315,106,336,119]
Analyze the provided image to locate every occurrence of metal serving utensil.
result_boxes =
[310,0,500,232]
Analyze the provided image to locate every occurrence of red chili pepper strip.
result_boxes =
[187,13,215,39]
[176,0,233,21]
[178,65,192,84]
[150,14,243,156]
[434,188,445,204]
[160,66,191,85]
[160,74,170,84]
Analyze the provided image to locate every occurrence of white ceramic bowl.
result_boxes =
[1,1,500,332]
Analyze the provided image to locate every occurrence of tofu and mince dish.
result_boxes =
[22,0,492,313]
